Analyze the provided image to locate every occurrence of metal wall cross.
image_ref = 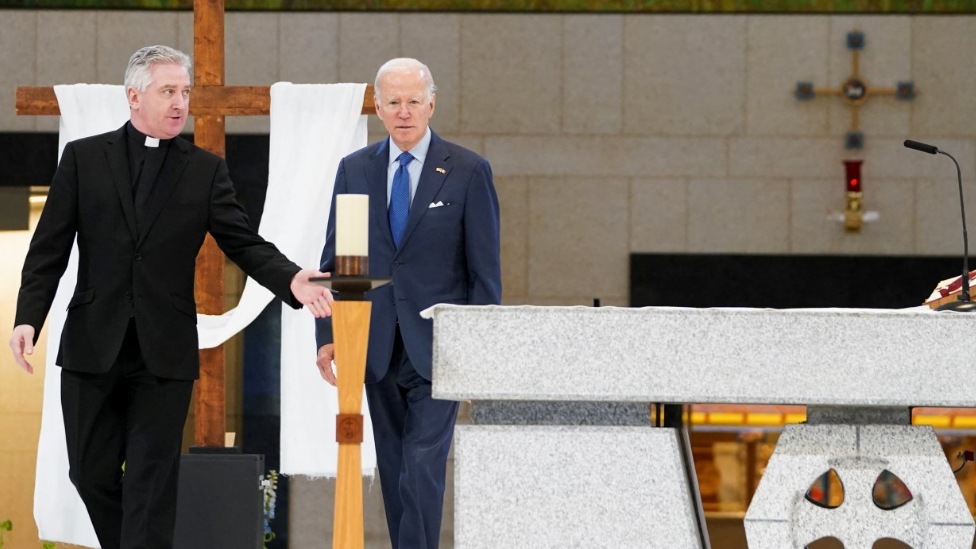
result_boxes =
[795,30,916,150]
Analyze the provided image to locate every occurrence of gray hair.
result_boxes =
[374,58,437,101]
[124,45,192,92]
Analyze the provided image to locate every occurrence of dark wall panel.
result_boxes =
[631,254,962,309]
[0,133,58,187]
[0,132,272,226]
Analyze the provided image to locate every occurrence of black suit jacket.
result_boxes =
[16,124,301,380]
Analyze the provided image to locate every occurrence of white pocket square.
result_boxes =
[429,201,445,208]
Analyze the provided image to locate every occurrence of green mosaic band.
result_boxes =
[4,0,976,12]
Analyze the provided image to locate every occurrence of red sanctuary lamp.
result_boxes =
[843,160,864,231]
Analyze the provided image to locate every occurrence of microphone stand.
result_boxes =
[936,149,976,312]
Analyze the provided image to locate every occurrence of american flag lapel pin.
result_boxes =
[436,167,447,174]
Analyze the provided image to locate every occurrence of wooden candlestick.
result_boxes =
[332,300,371,549]
[326,194,383,547]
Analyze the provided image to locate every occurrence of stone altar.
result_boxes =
[424,305,976,549]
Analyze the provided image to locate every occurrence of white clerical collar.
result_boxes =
[388,127,432,167]
[145,136,160,148]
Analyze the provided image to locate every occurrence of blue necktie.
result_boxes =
[389,152,414,248]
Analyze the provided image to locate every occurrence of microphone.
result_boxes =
[905,140,976,311]
[903,139,939,155]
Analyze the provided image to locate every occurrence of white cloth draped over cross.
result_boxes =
[34,83,373,547]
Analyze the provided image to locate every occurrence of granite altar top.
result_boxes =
[424,305,976,407]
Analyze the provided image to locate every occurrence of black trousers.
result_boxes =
[61,320,193,549]
[365,327,458,549]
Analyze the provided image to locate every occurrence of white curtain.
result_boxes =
[34,84,130,547]
[35,83,371,548]
[195,83,375,476]
[266,84,375,476]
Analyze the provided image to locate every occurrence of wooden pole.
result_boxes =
[331,301,372,549]
[192,0,228,448]
[15,85,376,116]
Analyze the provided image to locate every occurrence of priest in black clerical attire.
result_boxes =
[8,45,334,549]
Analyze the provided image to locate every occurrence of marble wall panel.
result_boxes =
[37,12,97,86]
[459,15,562,134]
[0,11,37,131]
[437,134,484,156]
[911,17,976,137]
[528,176,629,299]
[338,13,399,136]
[861,137,975,180]
[486,135,727,178]
[176,11,194,57]
[916,178,970,256]
[494,177,529,300]
[36,12,97,131]
[745,16,829,136]
[687,178,791,253]
[96,12,180,86]
[279,13,339,85]
[563,15,623,135]
[623,16,746,136]
[225,13,279,86]
[225,13,278,134]
[176,11,195,134]
[629,178,687,253]
[730,137,843,178]
[338,13,399,85]
[400,14,461,135]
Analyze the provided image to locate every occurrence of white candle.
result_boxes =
[336,194,369,256]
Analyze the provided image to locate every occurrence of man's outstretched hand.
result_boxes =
[291,269,334,318]
[9,325,36,374]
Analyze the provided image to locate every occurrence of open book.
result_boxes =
[924,270,976,309]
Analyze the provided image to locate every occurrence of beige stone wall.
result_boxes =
[2,12,975,547]
[3,12,974,308]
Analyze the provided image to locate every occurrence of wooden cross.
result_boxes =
[794,29,916,150]
[15,0,375,448]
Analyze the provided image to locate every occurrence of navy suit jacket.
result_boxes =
[316,131,501,382]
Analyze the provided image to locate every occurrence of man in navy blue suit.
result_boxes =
[315,58,501,548]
